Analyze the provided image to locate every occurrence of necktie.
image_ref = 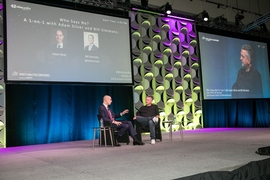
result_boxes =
[107,108,114,121]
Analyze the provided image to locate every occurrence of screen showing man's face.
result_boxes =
[56,30,64,43]
[88,35,94,44]
[240,49,251,67]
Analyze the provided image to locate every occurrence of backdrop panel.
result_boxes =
[130,11,202,131]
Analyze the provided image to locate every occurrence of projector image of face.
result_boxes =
[84,34,99,51]
[232,45,263,98]
[55,30,64,48]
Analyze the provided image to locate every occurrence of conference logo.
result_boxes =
[12,71,18,76]
[202,36,219,42]
[11,4,31,11]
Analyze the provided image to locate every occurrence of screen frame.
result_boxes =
[196,25,270,101]
[3,0,134,86]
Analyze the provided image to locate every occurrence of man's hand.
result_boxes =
[133,116,136,120]
[121,109,129,115]
[113,121,122,126]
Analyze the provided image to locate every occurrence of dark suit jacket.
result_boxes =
[84,44,99,51]
[52,43,66,49]
[98,104,121,122]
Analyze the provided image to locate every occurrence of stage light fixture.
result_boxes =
[160,2,172,15]
[195,10,209,22]
[201,10,209,21]
[125,0,131,7]
[165,2,172,14]
[214,14,227,23]
[260,23,268,32]
[235,13,244,26]
[141,0,148,7]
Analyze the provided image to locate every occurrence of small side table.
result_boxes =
[163,120,184,141]
[163,120,173,141]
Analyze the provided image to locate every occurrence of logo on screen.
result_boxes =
[12,71,18,76]
[10,4,31,11]
[202,36,219,42]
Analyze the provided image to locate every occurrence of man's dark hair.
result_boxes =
[146,95,154,100]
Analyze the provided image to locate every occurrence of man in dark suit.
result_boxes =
[98,95,144,146]
[84,34,99,51]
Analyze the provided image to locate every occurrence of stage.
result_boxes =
[1,128,270,180]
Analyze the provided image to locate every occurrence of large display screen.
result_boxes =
[198,31,270,100]
[4,0,133,84]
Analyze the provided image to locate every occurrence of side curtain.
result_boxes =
[203,100,269,127]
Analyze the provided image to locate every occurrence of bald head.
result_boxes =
[103,95,112,106]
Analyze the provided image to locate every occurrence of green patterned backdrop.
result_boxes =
[130,11,202,132]
[0,2,5,147]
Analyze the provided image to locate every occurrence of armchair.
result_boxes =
[134,118,162,142]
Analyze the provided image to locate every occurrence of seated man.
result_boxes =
[133,95,159,145]
[98,95,144,146]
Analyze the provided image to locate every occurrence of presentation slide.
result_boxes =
[5,0,133,84]
[198,32,270,100]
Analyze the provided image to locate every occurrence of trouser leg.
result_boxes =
[122,121,138,141]
[148,118,156,140]
[113,123,129,137]
[136,116,157,140]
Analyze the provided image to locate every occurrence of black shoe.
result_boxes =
[114,141,121,147]
[133,141,145,146]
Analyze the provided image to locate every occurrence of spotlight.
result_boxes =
[125,0,131,7]
[165,2,172,14]
[212,14,227,27]
[160,2,172,15]
[260,23,268,32]
[141,0,148,7]
[201,10,209,21]
[235,13,244,26]
[214,14,227,23]
[235,13,244,20]
[195,10,209,22]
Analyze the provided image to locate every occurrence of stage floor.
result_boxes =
[1,128,270,180]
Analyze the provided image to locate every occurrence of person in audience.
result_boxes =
[232,45,263,98]
[84,34,99,51]
[133,95,159,145]
[98,95,144,146]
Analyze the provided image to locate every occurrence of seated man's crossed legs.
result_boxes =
[135,116,158,144]
[113,121,144,146]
